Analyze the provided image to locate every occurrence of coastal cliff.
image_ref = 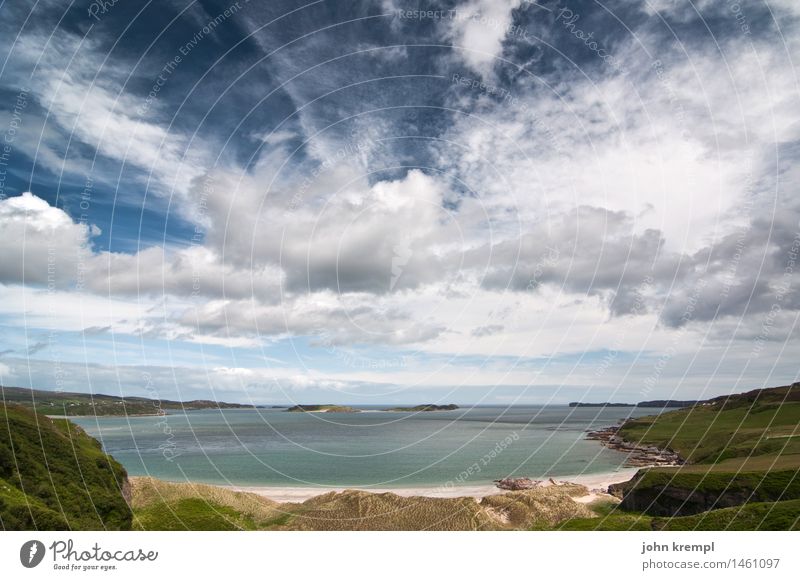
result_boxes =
[608,469,800,516]
[593,382,800,518]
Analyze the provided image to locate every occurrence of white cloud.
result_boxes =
[450,0,524,76]
[0,192,94,285]
[7,32,209,213]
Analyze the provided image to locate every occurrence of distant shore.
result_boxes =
[226,468,639,503]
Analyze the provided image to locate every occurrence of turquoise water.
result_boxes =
[72,406,660,489]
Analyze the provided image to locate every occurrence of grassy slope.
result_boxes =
[618,384,800,466]
[0,402,131,530]
[130,477,592,531]
[557,498,800,531]
[608,383,800,521]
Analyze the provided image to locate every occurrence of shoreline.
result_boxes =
[224,469,639,503]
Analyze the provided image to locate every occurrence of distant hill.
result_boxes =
[385,404,459,412]
[286,405,360,413]
[569,400,699,408]
[0,401,131,530]
[0,385,256,417]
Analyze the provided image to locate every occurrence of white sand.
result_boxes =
[230,468,639,503]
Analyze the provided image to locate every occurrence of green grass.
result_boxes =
[607,384,800,524]
[134,498,261,530]
[619,401,800,465]
[0,402,131,530]
[630,468,800,500]
[130,477,290,531]
[553,498,800,531]
[655,499,800,530]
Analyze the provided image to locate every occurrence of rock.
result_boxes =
[494,477,541,491]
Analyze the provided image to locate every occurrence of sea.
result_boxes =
[71,405,662,489]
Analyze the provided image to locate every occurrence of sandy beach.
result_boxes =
[231,468,639,503]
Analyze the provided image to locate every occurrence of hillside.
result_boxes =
[1,385,255,417]
[0,401,132,530]
[607,382,800,518]
[130,477,592,531]
[569,400,698,408]
[385,404,459,412]
[285,405,360,413]
[556,497,800,531]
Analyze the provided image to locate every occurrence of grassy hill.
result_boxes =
[0,402,131,530]
[556,497,800,531]
[617,382,800,465]
[607,382,800,520]
[130,477,592,531]
[1,385,255,417]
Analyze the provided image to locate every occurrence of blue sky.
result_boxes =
[0,0,799,404]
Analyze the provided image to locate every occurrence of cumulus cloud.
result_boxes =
[448,0,524,76]
[0,192,94,285]
[1,0,799,398]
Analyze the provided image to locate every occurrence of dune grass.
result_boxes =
[130,477,593,531]
[130,477,288,530]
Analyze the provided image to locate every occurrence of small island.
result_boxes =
[385,404,459,412]
[285,405,360,413]
[569,400,699,408]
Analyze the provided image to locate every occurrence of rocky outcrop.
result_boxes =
[608,469,800,517]
[494,477,542,491]
[585,424,684,467]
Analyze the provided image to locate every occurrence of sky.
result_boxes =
[0,0,798,405]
